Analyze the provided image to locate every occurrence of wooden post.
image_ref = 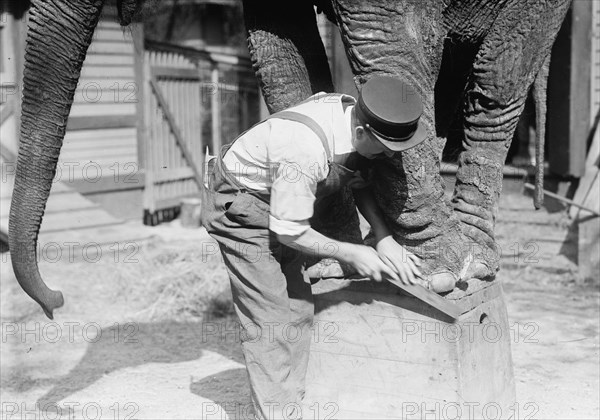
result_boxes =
[141,48,155,213]
[574,174,599,283]
[547,2,592,177]
[132,21,146,180]
[240,89,249,131]
[567,1,600,283]
[570,117,600,283]
[210,62,221,154]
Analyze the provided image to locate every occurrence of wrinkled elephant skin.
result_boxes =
[10,0,571,317]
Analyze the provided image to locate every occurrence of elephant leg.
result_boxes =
[242,1,363,274]
[242,0,334,112]
[453,0,571,279]
[332,0,471,290]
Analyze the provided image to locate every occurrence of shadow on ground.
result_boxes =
[190,368,251,418]
[35,318,246,411]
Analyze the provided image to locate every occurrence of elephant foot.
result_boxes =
[426,271,457,293]
[306,258,466,294]
[306,258,356,282]
[423,251,473,293]
[459,226,500,281]
[462,258,498,281]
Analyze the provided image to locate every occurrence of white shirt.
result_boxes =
[221,93,363,238]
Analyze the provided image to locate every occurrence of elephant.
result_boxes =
[8,0,571,319]
[242,0,567,284]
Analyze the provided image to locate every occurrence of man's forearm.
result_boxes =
[352,188,391,242]
[276,228,356,264]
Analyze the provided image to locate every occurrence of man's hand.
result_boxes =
[279,228,401,283]
[346,244,400,282]
[352,188,422,285]
[376,236,422,285]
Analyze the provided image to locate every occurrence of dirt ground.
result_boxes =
[0,192,598,420]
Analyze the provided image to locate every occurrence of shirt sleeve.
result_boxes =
[267,122,329,238]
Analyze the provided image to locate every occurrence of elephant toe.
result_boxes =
[306,259,355,280]
[427,271,457,294]
[462,260,498,281]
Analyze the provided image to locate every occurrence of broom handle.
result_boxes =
[524,182,600,216]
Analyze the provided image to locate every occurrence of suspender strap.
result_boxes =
[266,111,332,161]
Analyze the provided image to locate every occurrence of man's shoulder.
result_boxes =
[301,92,356,108]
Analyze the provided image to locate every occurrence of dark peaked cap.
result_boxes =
[355,76,428,151]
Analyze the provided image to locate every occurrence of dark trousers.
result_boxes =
[202,155,314,419]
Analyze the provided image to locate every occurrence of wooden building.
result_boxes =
[0,0,260,241]
[1,1,597,243]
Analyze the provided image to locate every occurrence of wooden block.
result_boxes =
[305,278,516,419]
[180,197,202,228]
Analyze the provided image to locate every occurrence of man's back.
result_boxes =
[221,93,355,193]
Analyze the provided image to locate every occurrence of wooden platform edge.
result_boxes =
[386,278,462,320]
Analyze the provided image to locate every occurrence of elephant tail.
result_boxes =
[532,53,551,210]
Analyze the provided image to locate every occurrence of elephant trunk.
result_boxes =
[532,53,550,209]
[9,0,105,319]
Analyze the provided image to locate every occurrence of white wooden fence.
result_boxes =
[141,41,259,224]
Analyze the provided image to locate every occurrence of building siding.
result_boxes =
[60,6,139,183]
